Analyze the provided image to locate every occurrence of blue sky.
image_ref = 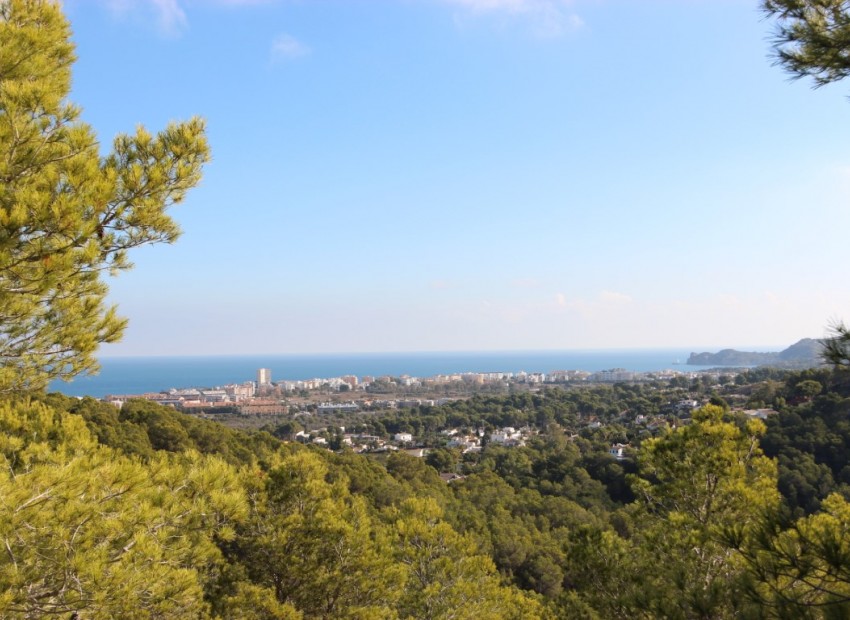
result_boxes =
[62,0,850,355]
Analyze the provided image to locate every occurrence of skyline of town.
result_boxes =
[100,364,730,411]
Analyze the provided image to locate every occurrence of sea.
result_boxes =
[45,348,738,398]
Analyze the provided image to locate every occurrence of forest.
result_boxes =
[0,366,848,618]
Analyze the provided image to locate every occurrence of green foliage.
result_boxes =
[561,524,640,618]
[426,446,461,472]
[737,493,850,615]
[68,396,155,457]
[0,398,247,618]
[448,468,599,599]
[763,0,850,87]
[558,406,786,618]
[7,8,850,609]
[224,450,405,619]
[327,449,410,509]
[109,398,278,465]
[13,375,850,617]
[746,379,785,409]
[386,451,452,501]
[796,379,824,400]
[620,406,779,618]
[823,321,850,369]
[632,406,779,527]
[217,582,303,620]
[0,0,209,393]
[476,433,615,510]
[21,2,850,618]
[391,496,551,619]
[760,377,850,515]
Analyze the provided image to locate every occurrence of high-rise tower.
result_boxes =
[257,368,271,386]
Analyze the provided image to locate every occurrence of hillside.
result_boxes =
[687,338,823,367]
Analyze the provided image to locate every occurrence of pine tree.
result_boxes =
[0,398,247,618]
[0,0,209,393]
[626,406,781,618]
[763,0,850,87]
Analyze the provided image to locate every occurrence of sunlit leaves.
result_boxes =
[0,0,209,392]
[0,399,247,618]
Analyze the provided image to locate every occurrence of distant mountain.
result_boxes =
[687,338,823,368]
[777,338,822,361]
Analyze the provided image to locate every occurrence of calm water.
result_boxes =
[45,348,732,398]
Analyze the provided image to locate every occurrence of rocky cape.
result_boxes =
[687,338,823,368]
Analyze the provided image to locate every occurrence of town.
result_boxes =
[100,365,720,414]
[95,364,784,460]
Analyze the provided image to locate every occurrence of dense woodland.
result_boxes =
[0,366,847,618]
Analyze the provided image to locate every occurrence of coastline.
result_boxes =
[49,348,735,398]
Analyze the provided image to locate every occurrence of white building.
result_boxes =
[257,368,272,386]
[199,390,229,403]
[224,382,254,401]
[490,427,523,444]
[591,369,635,382]
[609,443,629,460]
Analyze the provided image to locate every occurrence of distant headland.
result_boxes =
[687,338,823,368]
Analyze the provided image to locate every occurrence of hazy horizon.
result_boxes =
[55,347,773,397]
[92,342,802,360]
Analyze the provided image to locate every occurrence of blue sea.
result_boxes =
[46,348,737,398]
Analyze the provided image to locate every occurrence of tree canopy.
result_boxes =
[0,0,209,393]
[763,0,850,87]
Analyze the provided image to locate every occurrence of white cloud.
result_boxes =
[271,33,310,61]
[101,0,186,34]
[95,0,583,39]
[97,0,274,34]
[151,0,187,33]
[444,0,584,37]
